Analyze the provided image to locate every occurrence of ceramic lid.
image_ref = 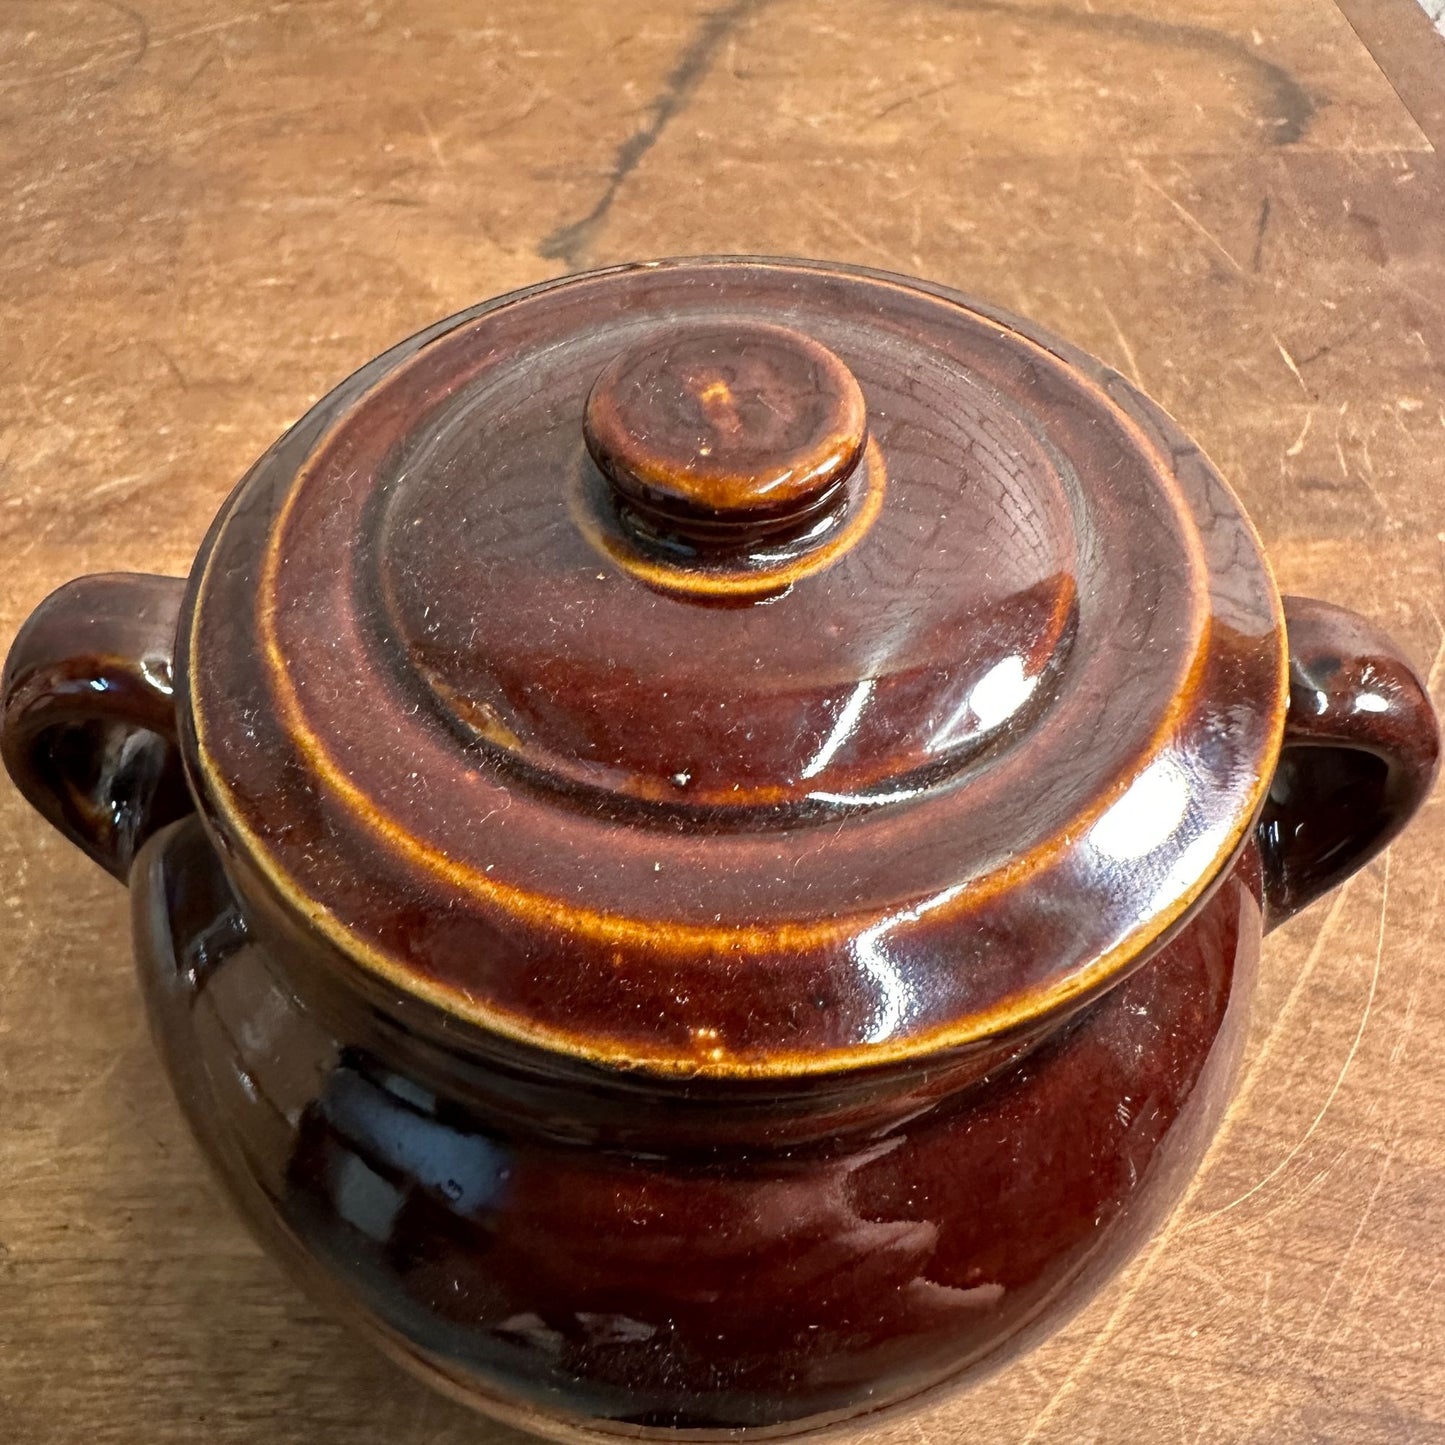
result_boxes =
[182,258,1285,1077]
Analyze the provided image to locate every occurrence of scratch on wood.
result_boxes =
[1178,880,1355,1239]
[1294,323,1365,369]
[413,104,448,170]
[146,13,263,50]
[1058,866,1396,1442]
[1018,1209,1188,1442]
[1334,404,1352,481]
[1171,1378,1189,1445]
[1094,289,1146,390]
[1283,410,1312,459]
[0,14,146,94]
[53,1025,146,1128]
[906,1416,937,1445]
[1423,606,1445,694]
[1187,854,1390,1234]
[872,78,963,122]
[1273,334,1310,394]
[1239,1135,1397,1434]
[803,195,897,265]
[1133,164,1245,273]
[1314,1145,1395,1355]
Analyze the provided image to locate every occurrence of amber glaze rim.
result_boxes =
[567,435,889,602]
[187,257,1288,1079]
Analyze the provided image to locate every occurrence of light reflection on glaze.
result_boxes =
[802,651,1045,805]
[801,678,876,781]
[853,921,917,1044]
[850,882,968,1044]
[927,652,1041,755]
[1088,757,1191,863]
[1148,821,1234,917]
[1086,756,1237,919]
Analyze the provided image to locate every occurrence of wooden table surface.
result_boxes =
[3,2,1444,1441]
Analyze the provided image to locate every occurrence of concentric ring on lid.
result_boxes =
[183,258,1285,1077]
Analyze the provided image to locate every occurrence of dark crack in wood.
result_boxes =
[540,0,764,267]
[1252,195,1272,271]
[539,0,1315,270]
[945,0,1316,144]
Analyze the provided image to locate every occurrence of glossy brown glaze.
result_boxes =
[579,319,881,601]
[1259,595,1440,928]
[182,259,1285,1075]
[0,572,190,879]
[582,321,867,541]
[133,810,1261,1441]
[3,257,1441,1442]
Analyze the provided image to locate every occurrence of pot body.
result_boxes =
[133,809,1262,1442]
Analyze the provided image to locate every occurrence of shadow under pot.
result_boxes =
[3,258,1437,1442]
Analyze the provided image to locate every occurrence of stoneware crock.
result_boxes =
[3,258,1439,1442]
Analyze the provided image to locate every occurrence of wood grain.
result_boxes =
[1,2,1443,1441]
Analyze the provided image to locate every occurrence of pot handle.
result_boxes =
[2,573,193,882]
[1258,595,1440,931]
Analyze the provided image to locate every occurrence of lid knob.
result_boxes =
[583,321,867,549]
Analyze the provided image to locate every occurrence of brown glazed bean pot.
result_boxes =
[3,258,1439,1441]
